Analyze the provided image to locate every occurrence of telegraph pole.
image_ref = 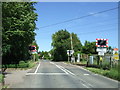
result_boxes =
[70,33,75,63]
[70,33,73,50]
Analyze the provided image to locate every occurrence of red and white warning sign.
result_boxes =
[96,38,108,56]
[96,38,108,47]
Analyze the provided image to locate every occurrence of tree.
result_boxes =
[71,33,82,52]
[51,29,82,61]
[82,41,97,54]
[38,51,51,60]
[2,2,38,64]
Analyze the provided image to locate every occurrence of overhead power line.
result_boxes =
[77,28,117,35]
[39,7,118,29]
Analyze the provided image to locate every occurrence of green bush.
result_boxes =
[102,62,110,70]
[28,60,35,68]
[18,61,28,68]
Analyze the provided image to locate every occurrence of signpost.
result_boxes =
[96,38,108,56]
[67,50,74,62]
[96,38,108,67]
[29,45,37,61]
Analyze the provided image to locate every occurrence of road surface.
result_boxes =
[11,60,119,88]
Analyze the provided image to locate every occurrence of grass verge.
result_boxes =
[85,67,120,81]
[0,74,3,83]
[2,60,38,69]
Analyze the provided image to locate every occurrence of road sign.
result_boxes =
[70,50,74,54]
[98,52,104,56]
[96,48,107,53]
[67,50,70,55]
[113,48,119,60]
[67,50,74,56]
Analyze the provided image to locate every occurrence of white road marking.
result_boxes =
[55,64,69,75]
[26,73,67,76]
[84,74,89,75]
[63,62,119,83]
[50,62,54,64]
[82,83,89,88]
[50,62,69,74]
[62,62,67,65]
[59,65,76,76]
[34,62,41,74]
[50,62,75,76]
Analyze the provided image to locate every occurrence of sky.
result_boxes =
[34,2,118,52]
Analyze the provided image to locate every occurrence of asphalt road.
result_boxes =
[11,60,119,88]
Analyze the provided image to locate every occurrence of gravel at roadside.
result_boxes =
[4,68,32,88]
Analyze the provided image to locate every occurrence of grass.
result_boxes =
[0,74,3,83]
[85,67,120,81]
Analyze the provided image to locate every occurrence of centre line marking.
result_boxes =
[50,62,69,75]
[50,62,75,76]
[55,64,69,75]
[34,62,41,74]
[82,83,89,88]
[59,65,75,76]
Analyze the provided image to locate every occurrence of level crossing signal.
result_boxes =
[96,38,108,47]
[29,45,37,52]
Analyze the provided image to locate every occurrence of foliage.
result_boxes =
[71,33,82,52]
[36,54,39,61]
[27,60,36,68]
[106,46,113,54]
[2,2,38,65]
[38,51,51,60]
[82,41,97,54]
[51,30,82,61]
[18,61,29,68]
